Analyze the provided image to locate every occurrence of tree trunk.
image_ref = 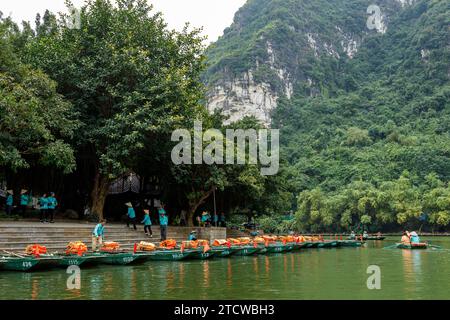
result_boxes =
[90,171,111,220]
[186,187,216,227]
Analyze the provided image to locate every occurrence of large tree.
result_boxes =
[0,16,77,175]
[25,0,206,218]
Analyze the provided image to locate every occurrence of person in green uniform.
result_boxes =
[5,190,13,215]
[92,220,107,252]
[47,192,58,223]
[141,209,152,237]
[20,189,29,215]
[39,193,49,223]
[126,202,137,230]
[159,204,168,241]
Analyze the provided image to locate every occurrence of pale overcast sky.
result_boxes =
[0,0,247,43]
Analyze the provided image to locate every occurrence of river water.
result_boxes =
[1,237,449,300]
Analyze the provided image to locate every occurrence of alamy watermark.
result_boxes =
[67,265,81,290]
[366,5,383,31]
[66,6,81,30]
[366,265,381,290]
[171,121,279,176]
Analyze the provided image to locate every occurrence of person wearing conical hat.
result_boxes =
[19,189,29,215]
[410,231,420,244]
[126,202,137,230]
[141,209,152,237]
[5,190,13,215]
[188,230,197,241]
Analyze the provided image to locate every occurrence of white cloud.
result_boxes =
[0,0,246,43]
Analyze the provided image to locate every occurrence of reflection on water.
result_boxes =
[1,237,449,300]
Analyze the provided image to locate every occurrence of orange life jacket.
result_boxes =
[101,241,120,252]
[66,241,88,255]
[159,239,177,249]
[25,244,47,256]
[136,241,156,251]
[213,239,228,246]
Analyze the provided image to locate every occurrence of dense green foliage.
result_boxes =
[0,16,77,173]
[206,0,450,231]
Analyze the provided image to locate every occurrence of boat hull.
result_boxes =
[147,250,192,261]
[396,243,428,250]
[0,257,40,272]
[232,246,261,256]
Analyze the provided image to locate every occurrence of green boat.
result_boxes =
[185,249,216,260]
[317,241,338,248]
[292,242,308,250]
[55,255,90,267]
[232,246,261,256]
[396,243,428,250]
[0,256,40,272]
[147,250,192,261]
[337,240,364,247]
[88,252,139,265]
[211,247,237,258]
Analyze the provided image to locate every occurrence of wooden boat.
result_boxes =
[264,243,294,253]
[317,241,338,248]
[0,256,41,272]
[365,236,386,240]
[86,252,139,265]
[54,254,91,267]
[337,240,363,247]
[396,242,428,250]
[185,249,216,260]
[146,250,192,261]
[210,247,238,258]
[232,246,261,256]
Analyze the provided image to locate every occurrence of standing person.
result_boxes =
[219,212,226,227]
[39,193,49,223]
[213,212,218,227]
[20,189,29,215]
[141,209,152,237]
[125,202,137,230]
[159,204,168,241]
[5,190,13,215]
[47,192,58,223]
[180,209,187,226]
[92,219,107,252]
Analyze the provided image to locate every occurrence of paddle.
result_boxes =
[2,250,26,258]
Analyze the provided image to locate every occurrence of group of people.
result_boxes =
[401,231,421,244]
[125,202,168,240]
[3,189,58,223]
[197,211,226,227]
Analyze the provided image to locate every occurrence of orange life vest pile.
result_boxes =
[66,241,88,255]
[101,241,120,252]
[236,237,251,245]
[182,240,199,249]
[226,238,241,245]
[213,239,230,247]
[25,244,47,256]
[136,241,156,251]
[197,239,211,253]
[159,239,177,250]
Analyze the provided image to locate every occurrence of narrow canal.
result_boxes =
[1,237,449,300]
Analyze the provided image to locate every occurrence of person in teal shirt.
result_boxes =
[20,189,29,215]
[141,209,152,237]
[5,190,13,215]
[47,192,58,223]
[126,202,137,230]
[159,204,168,241]
[410,231,421,243]
[39,193,49,223]
[188,230,197,241]
[92,219,107,251]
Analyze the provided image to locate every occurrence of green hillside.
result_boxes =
[205,0,450,232]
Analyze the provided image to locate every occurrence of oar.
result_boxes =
[2,250,26,258]
[382,244,399,249]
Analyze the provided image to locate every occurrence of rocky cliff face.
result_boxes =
[204,0,418,126]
